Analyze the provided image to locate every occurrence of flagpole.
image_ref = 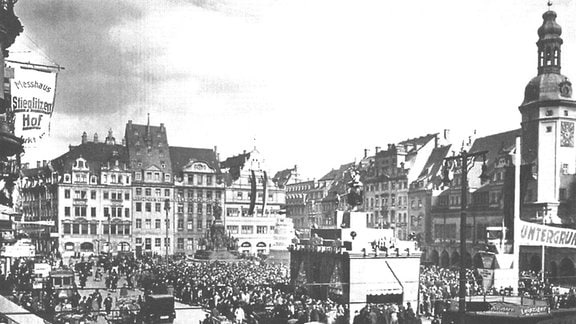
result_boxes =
[513,136,521,292]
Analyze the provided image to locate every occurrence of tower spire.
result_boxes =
[537,8,563,75]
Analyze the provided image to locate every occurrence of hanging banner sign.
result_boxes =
[9,66,57,147]
[518,219,576,248]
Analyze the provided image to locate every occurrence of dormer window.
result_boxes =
[64,174,71,183]
[90,176,97,184]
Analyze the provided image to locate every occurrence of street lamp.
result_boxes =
[443,149,488,319]
[164,199,170,262]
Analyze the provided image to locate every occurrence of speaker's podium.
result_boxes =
[289,210,421,316]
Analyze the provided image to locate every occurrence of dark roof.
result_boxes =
[169,146,220,173]
[221,152,250,169]
[397,133,438,148]
[124,121,171,172]
[273,168,295,188]
[418,145,452,180]
[319,169,339,181]
[469,129,521,170]
[324,162,355,201]
[51,142,129,175]
[21,166,51,178]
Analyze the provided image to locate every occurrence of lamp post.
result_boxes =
[164,199,170,262]
[443,149,487,320]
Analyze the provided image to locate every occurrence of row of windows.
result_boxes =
[64,206,130,218]
[366,180,409,193]
[136,237,171,249]
[135,187,171,197]
[134,171,171,183]
[62,173,131,185]
[235,191,274,200]
[226,225,275,234]
[62,223,130,235]
[175,189,222,201]
[366,195,409,208]
[135,218,170,230]
[225,208,278,217]
[135,202,214,215]
[184,174,215,186]
[63,190,130,201]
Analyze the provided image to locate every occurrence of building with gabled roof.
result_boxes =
[426,129,521,268]
[220,148,287,255]
[125,118,175,256]
[19,130,133,256]
[169,146,225,255]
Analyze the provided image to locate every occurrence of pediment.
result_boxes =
[145,165,162,172]
[183,161,215,173]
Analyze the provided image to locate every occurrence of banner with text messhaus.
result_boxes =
[9,66,57,147]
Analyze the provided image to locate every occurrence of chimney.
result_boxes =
[36,161,41,168]
[43,160,47,167]
[443,129,450,141]
[364,149,368,158]
[388,144,392,150]
[81,131,87,144]
[214,145,217,154]
[122,138,126,145]
[94,133,99,143]
[160,123,165,132]
[375,146,381,154]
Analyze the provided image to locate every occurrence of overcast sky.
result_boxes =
[8,0,576,180]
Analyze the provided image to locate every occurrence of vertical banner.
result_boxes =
[9,66,57,148]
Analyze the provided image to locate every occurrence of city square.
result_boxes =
[3,1,576,324]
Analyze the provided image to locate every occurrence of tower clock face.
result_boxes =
[561,121,575,147]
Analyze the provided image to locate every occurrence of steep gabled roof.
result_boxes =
[319,169,339,181]
[418,145,452,180]
[220,152,250,170]
[273,167,295,188]
[169,146,220,174]
[469,129,521,170]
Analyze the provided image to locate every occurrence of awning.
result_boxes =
[350,260,403,296]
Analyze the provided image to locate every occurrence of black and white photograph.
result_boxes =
[2,1,576,323]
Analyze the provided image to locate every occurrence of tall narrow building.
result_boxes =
[125,119,174,256]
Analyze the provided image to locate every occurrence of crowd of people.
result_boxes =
[8,252,576,323]
[134,257,349,324]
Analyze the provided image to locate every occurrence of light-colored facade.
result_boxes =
[170,146,225,255]
[20,131,134,257]
[221,149,286,255]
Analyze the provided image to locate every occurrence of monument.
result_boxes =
[193,202,238,261]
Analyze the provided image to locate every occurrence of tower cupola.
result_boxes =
[537,10,563,75]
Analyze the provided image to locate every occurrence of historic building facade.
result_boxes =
[125,120,175,256]
[170,146,224,255]
[19,131,133,256]
[220,149,286,255]
[286,179,316,237]
[424,9,576,281]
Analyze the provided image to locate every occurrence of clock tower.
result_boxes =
[519,9,576,224]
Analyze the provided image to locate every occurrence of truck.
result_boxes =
[140,294,176,324]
